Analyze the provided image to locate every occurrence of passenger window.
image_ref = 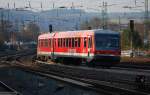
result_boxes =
[55,39,56,47]
[78,38,80,47]
[63,39,65,47]
[60,39,61,47]
[88,37,92,48]
[49,39,50,47]
[72,38,74,47]
[75,38,78,47]
[84,38,86,48]
[58,38,60,47]
[69,38,71,47]
[66,38,69,47]
[61,38,63,47]
[60,38,61,47]
[65,38,67,47]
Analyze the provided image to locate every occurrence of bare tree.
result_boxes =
[21,22,40,42]
[80,17,103,30]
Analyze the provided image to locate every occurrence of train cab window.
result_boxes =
[84,37,87,48]
[43,40,45,47]
[38,40,40,47]
[78,38,80,47]
[41,40,43,47]
[72,38,75,47]
[45,39,48,47]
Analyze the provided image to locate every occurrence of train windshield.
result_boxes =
[95,34,120,50]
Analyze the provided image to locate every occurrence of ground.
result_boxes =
[121,57,150,64]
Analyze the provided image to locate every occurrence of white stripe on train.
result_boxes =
[37,51,116,57]
[37,51,94,57]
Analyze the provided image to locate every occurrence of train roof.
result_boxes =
[38,29,120,39]
[38,32,55,39]
[94,29,120,35]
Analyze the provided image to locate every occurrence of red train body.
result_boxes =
[37,29,121,66]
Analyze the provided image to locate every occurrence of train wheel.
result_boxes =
[37,56,41,61]
[42,56,45,61]
[86,62,95,67]
[65,59,71,65]
[45,57,48,62]
[60,58,69,65]
[59,58,64,64]
[73,59,81,66]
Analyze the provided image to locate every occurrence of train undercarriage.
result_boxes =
[37,54,120,67]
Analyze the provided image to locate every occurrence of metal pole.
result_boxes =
[102,2,108,29]
[102,2,105,29]
[119,16,121,31]
[0,8,4,33]
[144,0,149,48]
[105,2,108,29]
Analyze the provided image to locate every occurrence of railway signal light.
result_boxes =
[130,20,134,57]
[130,20,134,32]
[49,24,53,33]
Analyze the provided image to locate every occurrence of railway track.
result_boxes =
[0,49,36,95]
[0,81,20,95]
[1,51,150,95]
[0,49,36,63]
[12,58,150,95]
[14,64,149,95]
[114,62,150,70]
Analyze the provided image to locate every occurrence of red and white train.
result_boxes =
[37,29,121,66]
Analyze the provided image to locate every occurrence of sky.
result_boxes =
[0,0,149,13]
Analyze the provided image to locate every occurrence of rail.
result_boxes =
[0,81,21,95]
[1,50,150,95]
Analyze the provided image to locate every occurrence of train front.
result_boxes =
[93,30,121,65]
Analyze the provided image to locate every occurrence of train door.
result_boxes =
[51,33,56,60]
[51,38,54,59]
[88,36,92,57]
[83,37,87,54]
